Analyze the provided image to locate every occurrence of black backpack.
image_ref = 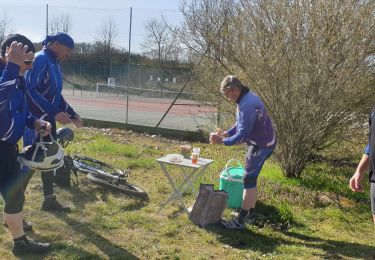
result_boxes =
[54,156,78,188]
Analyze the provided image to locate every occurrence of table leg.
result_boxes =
[181,167,197,196]
[158,163,191,213]
[180,165,209,198]
[157,162,211,215]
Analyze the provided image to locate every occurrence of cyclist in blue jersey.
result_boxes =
[210,75,276,229]
[350,108,375,226]
[23,32,82,212]
[0,34,52,255]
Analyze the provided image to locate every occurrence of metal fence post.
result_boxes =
[126,7,132,124]
[46,4,48,36]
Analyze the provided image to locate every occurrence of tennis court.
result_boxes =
[63,89,216,131]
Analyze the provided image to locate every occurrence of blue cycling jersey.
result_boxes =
[365,110,374,156]
[0,62,35,145]
[365,144,370,155]
[25,47,76,122]
[224,90,275,147]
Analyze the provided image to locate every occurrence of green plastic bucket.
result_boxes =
[219,159,245,209]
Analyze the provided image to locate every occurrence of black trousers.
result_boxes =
[0,141,25,213]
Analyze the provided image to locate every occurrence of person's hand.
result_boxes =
[349,172,364,192]
[210,133,223,144]
[215,128,229,138]
[5,41,34,66]
[71,113,83,128]
[215,128,225,136]
[34,119,51,137]
[55,112,73,125]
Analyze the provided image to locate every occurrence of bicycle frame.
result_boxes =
[73,159,123,180]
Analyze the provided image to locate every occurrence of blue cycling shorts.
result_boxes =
[243,144,274,189]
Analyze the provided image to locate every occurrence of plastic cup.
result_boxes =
[193,147,200,154]
[191,152,199,164]
[191,147,200,164]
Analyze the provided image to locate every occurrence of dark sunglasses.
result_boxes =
[24,60,34,65]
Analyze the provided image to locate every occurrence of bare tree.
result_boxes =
[141,17,182,65]
[180,0,375,178]
[49,13,72,34]
[0,12,12,44]
[95,17,119,56]
[93,17,119,78]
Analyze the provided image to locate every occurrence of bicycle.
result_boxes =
[56,127,148,200]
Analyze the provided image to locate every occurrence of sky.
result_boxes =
[0,0,183,53]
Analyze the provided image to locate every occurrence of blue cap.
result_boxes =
[42,32,74,49]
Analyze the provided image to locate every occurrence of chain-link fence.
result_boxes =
[0,4,217,131]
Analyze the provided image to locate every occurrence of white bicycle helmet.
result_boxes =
[18,134,64,172]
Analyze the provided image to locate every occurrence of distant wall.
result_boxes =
[83,118,207,142]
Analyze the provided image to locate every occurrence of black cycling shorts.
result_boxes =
[0,141,25,214]
[371,182,375,214]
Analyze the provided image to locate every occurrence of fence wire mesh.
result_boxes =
[0,4,217,131]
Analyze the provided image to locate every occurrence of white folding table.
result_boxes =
[156,155,214,214]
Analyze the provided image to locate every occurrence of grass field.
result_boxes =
[0,126,374,259]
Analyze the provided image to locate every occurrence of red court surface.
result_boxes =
[63,90,216,130]
[66,95,215,115]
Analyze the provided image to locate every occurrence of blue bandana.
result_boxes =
[42,32,74,49]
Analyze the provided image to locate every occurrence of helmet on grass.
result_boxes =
[18,134,64,171]
[56,127,74,147]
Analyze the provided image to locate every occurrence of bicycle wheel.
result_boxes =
[73,155,148,199]
[87,172,147,199]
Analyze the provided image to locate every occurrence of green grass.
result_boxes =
[1,127,375,259]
